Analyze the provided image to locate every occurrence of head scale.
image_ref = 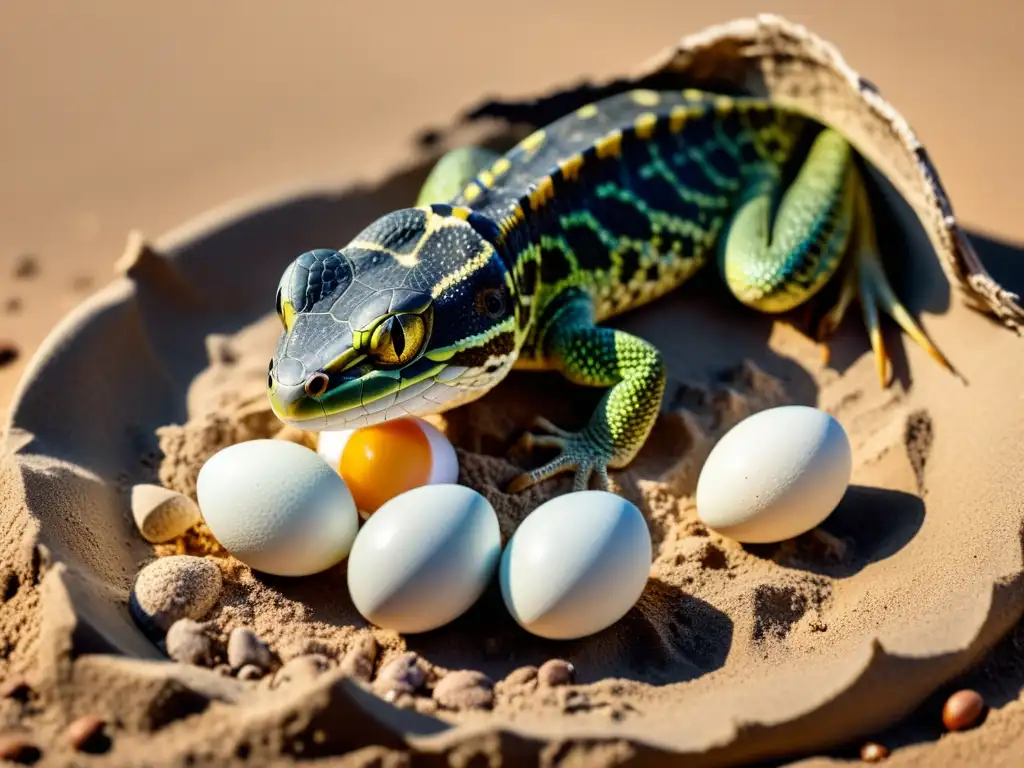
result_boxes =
[268,205,517,431]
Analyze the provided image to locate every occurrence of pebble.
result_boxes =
[942,689,985,731]
[164,619,215,666]
[860,742,888,762]
[64,716,108,753]
[237,664,264,681]
[13,255,38,280]
[227,627,273,672]
[129,555,222,637]
[537,659,575,687]
[131,484,202,544]
[338,636,378,682]
[0,733,39,763]
[503,666,539,687]
[0,343,18,369]
[432,670,494,711]
[270,654,330,689]
[373,652,426,698]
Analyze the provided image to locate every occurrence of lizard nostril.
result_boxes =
[304,372,330,398]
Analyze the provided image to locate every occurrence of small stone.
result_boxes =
[64,716,109,753]
[4,297,22,315]
[271,654,330,689]
[13,255,38,280]
[860,742,888,762]
[373,652,426,698]
[503,666,538,687]
[942,689,985,731]
[338,635,377,682]
[129,555,222,638]
[227,627,273,672]
[237,664,264,681]
[0,343,18,369]
[165,619,215,665]
[131,484,202,544]
[538,659,575,687]
[432,670,494,711]
[0,733,39,763]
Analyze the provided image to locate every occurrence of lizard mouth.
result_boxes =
[269,361,476,431]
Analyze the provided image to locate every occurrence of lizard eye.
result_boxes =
[478,287,506,319]
[369,313,428,367]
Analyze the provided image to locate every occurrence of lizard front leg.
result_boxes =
[507,296,667,493]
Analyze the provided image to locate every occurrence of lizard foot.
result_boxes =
[816,179,955,384]
[507,419,614,494]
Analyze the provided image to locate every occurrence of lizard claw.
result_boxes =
[506,420,614,494]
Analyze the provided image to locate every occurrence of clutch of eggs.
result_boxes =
[317,416,459,517]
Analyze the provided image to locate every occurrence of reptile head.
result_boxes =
[268,205,518,431]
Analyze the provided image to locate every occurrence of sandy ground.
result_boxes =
[2,2,1024,765]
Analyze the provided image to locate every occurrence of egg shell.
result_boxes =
[196,439,359,577]
[500,491,652,641]
[346,483,501,634]
[696,405,852,543]
[317,417,458,516]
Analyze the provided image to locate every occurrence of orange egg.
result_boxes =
[316,417,459,517]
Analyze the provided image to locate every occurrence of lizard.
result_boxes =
[267,87,952,494]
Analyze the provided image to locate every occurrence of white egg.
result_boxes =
[696,405,852,543]
[196,439,359,577]
[317,416,459,518]
[346,483,501,633]
[500,491,652,640]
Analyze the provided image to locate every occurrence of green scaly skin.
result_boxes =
[268,88,952,495]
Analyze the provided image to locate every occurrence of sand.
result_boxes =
[2,5,1024,766]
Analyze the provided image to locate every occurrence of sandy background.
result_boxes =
[3,2,1024,765]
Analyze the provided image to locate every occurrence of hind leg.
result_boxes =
[816,171,953,385]
[415,146,502,206]
[719,128,952,386]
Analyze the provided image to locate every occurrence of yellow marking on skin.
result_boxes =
[558,153,584,182]
[323,348,365,373]
[463,183,482,203]
[351,208,467,268]
[425,350,456,366]
[595,130,623,159]
[634,112,658,140]
[520,129,546,156]
[529,176,556,211]
[499,204,526,238]
[576,103,598,119]
[281,301,297,331]
[630,89,660,107]
[682,88,706,101]
[432,246,494,297]
[713,95,736,115]
[668,105,688,133]
[429,317,517,360]
[477,170,495,189]
[491,157,512,176]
